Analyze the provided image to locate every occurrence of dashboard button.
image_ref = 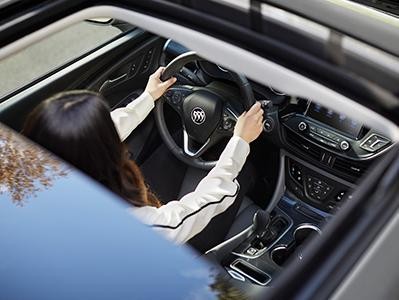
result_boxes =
[308,132,316,139]
[263,117,275,132]
[336,191,346,202]
[327,141,339,149]
[316,136,327,144]
[298,121,307,131]
[316,128,325,135]
[333,136,342,143]
[340,140,350,151]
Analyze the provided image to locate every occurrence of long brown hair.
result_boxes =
[22,90,161,208]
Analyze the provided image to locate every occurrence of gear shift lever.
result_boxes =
[252,210,271,239]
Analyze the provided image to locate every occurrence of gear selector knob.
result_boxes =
[252,210,271,238]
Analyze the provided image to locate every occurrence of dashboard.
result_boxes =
[163,40,395,290]
[163,40,392,214]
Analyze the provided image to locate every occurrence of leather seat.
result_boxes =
[178,167,260,241]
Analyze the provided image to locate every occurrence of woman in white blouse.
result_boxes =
[22,67,264,249]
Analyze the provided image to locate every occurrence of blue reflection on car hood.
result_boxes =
[0,124,226,300]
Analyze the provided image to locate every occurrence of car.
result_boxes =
[0,1,398,299]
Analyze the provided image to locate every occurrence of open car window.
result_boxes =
[0,20,124,100]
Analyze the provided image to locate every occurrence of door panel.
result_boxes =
[86,36,165,108]
[0,28,165,131]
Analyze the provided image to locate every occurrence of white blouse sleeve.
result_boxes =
[131,136,250,244]
[110,91,155,141]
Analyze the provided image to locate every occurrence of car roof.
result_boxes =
[0,124,222,300]
[350,0,399,17]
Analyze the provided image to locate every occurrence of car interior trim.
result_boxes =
[0,5,397,142]
[283,150,357,188]
[265,152,286,212]
[230,259,272,286]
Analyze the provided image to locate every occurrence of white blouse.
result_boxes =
[110,92,249,244]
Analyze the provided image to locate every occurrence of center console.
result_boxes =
[205,98,393,291]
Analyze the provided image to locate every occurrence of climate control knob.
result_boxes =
[340,140,350,151]
[298,121,308,131]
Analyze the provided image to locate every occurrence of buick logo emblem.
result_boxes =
[191,107,206,125]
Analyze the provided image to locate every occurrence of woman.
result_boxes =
[22,67,264,248]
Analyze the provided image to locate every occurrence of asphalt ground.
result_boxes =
[0,21,121,99]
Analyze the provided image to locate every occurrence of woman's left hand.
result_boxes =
[145,67,177,101]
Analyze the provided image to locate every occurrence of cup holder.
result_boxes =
[270,224,321,267]
[270,246,290,267]
[293,224,321,246]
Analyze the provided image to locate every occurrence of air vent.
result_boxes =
[286,130,322,161]
[333,156,369,178]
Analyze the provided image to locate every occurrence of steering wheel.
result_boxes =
[154,51,256,170]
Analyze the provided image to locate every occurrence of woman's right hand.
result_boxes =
[233,102,264,143]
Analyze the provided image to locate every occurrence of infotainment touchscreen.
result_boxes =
[307,102,363,138]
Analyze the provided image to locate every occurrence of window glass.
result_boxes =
[0,21,122,99]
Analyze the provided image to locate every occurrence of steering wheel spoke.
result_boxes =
[163,85,194,114]
[183,129,210,158]
[216,105,239,136]
[183,127,223,158]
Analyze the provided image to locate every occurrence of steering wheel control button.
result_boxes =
[223,119,234,131]
[298,121,307,131]
[171,92,182,105]
[263,117,274,133]
[340,140,350,151]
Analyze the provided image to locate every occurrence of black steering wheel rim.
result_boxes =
[154,51,255,170]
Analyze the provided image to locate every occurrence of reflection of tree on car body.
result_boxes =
[0,126,68,205]
[21,67,264,249]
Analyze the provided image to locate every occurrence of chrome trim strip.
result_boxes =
[270,245,289,263]
[227,269,246,282]
[293,223,322,238]
[162,38,173,52]
[230,259,271,286]
[183,129,210,157]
